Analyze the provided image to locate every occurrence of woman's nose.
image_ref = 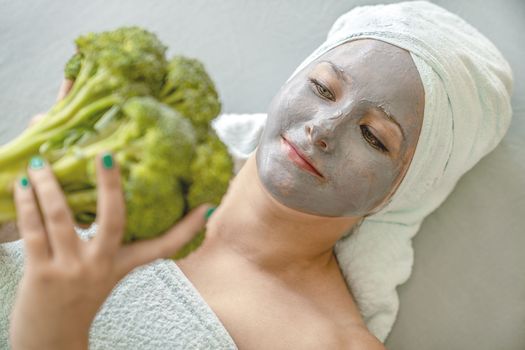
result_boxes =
[305,111,344,152]
[305,124,329,151]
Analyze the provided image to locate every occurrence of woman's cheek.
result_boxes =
[339,151,398,215]
[363,158,402,213]
[279,81,320,123]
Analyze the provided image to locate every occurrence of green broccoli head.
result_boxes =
[160,56,221,141]
[67,26,168,97]
[187,131,234,209]
[124,162,185,242]
[107,97,197,243]
[121,96,196,182]
[65,53,82,80]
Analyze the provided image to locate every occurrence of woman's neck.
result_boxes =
[204,152,361,274]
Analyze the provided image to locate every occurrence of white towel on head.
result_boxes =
[213,0,513,342]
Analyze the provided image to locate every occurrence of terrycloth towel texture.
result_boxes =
[213,1,513,342]
[0,226,238,349]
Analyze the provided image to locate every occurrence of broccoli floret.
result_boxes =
[70,26,167,96]
[160,56,221,142]
[168,131,233,260]
[123,162,185,243]
[65,53,82,80]
[186,131,234,209]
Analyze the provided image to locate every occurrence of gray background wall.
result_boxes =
[1,1,524,349]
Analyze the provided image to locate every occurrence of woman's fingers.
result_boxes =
[27,157,79,260]
[93,152,126,256]
[13,176,50,263]
[115,204,213,277]
[56,79,74,102]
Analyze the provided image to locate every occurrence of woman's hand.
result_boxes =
[9,153,213,350]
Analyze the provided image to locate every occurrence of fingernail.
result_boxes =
[102,152,113,169]
[204,207,216,221]
[19,176,30,188]
[29,156,45,170]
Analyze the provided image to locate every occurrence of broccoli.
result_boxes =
[0,26,233,258]
[186,131,234,210]
[170,131,234,260]
[0,26,167,174]
[160,56,221,142]
[0,97,196,242]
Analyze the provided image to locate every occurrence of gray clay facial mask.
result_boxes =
[256,39,425,217]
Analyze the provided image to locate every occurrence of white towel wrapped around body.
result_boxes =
[213,0,513,342]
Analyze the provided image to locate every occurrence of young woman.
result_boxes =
[4,1,512,349]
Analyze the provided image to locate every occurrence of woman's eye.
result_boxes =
[360,125,388,153]
[310,79,335,101]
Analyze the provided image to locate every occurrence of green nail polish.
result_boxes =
[20,176,30,188]
[29,156,44,170]
[204,207,216,220]
[102,152,113,169]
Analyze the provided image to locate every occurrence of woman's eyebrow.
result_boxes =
[319,60,352,82]
[374,105,406,142]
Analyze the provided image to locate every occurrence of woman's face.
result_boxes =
[256,39,425,217]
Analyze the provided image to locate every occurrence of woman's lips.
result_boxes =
[281,136,324,179]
